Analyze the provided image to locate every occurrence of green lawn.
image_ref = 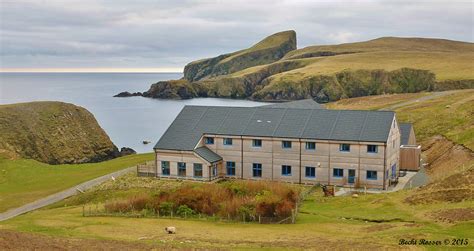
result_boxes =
[1,180,472,250]
[0,153,154,212]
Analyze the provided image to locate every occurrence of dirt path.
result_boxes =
[379,90,461,111]
[0,166,135,222]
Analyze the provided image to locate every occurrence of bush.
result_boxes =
[176,205,195,217]
[159,201,174,215]
[101,180,300,221]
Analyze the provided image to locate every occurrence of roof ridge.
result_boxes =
[328,110,342,138]
[300,108,315,137]
[357,111,370,141]
[271,108,288,137]
[241,108,258,135]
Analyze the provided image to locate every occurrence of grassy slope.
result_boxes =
[0,101,117,164]
[0,179,472,249]
[0,153,154,212]
[328,90,474,150]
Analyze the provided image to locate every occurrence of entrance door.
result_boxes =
[348,169,356,184]
[212,163,218,177]
[391,164,397,179]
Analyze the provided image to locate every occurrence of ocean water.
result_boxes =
[0,73,265,153]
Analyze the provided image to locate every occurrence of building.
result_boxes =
[399,123,421,171]
[150,104,401,190]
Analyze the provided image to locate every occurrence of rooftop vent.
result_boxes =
[257,120,262,123]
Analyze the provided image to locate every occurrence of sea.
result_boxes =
[0,73,265,153]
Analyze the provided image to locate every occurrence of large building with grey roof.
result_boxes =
[150,103,401,190]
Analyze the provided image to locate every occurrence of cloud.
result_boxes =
[0,0,472,71]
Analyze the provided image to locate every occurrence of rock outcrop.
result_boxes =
[0,101,120,164]
[183,30,296,81]
[116,31,474,101]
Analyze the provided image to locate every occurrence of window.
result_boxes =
[367,170,377,180]
[305,142,316,150]
[223,138,233,146]
[252,139,262,147]
[305,166,316,178]
[252,163,262,177]
[339,144,350,152]
[178,162,186,177]
[282,141,292,149]
[281,165,292,176]
[205,137,214,144]
[193,163,203,177]
[226,161,236,176]
[333,168,344,178]
[161,161,170,176]
[367,145,378,153]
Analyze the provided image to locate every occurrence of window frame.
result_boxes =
[333,168,344,178]
[161,161,170,176]
[252,139,262,148]
[366,170,377,180]
[193,163,203,178]
[205,137,214,145]
[281,165,292,176]
[367,145,378,153]
[305,166,316,178]
[223,138,233,146]
[226,161,236,176]
[177,162,186,177]
[252,163,262,177]
[305,142,316,150]
[339,144,350,152]
[282,141,292,149]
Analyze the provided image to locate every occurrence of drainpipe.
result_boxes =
[328,142,331,186]
[383,143,387,190]
[299,139,302,184]
[241,136,244,179]
[358,142,361,186]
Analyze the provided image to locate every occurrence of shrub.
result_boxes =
[176,204,195,217]
[159,201,174,215]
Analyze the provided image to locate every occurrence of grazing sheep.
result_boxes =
[165,226,176,234]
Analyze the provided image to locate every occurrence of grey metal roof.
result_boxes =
[399,123,413,145]
[154,106,395,151]
[194,146,222,163]
[262,99,323,109]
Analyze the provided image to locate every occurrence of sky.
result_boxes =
[0,0,472,72]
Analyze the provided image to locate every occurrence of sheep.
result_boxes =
[165,226,176,234]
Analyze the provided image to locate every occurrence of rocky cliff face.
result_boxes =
[0,102,120,164]
[183,30,296,81]
[115,31,473,101]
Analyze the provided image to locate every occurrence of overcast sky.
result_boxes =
[0,0,472,72]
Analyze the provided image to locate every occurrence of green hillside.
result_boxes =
[0,102,118,164]
[130,32,474,102]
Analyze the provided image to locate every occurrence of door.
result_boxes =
[348,169,356,184]
[212,163,218,177]
[391,163,397,179]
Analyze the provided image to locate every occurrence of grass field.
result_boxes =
[0,175,472,249]
[328,90,474,150]
[0,153,154,212]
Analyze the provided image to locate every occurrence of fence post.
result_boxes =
[259,215,261,224]
[82,205,85,217]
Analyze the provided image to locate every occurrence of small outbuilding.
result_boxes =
[399,123,421,171]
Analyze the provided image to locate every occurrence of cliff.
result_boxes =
[0,102,120,164]
[116,32,474,102]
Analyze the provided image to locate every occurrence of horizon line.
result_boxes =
[0,67,184,73]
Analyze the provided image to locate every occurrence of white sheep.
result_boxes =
[165,226,176,234]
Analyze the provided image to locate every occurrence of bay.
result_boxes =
[0,73,265,153]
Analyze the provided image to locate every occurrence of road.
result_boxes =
[0,166,135,222]
[379,90,461,111]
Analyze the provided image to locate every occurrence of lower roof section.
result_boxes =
[193,146,222,163]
